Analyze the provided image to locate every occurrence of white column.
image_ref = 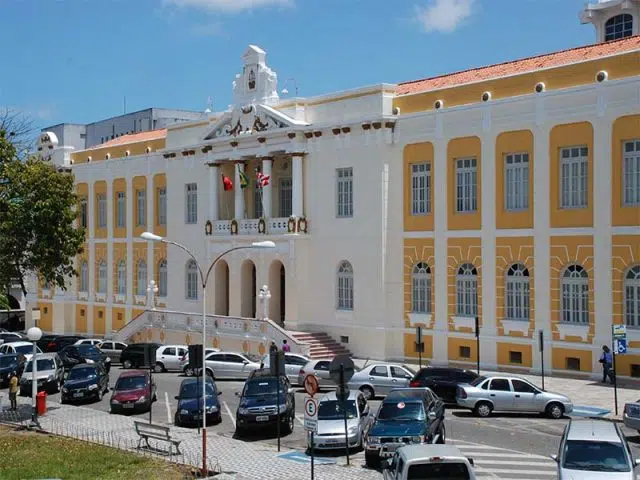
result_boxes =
[433,138,448,364]
[146,174,155,307]
[292,154,304,217]
[234,163,245,220]
[208,164,219,221]
[126,179,134,304]
[261,157,273,218]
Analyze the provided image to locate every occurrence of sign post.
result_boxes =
[329,355,355,466]
[475,316,480,375]
[303,374,319,480]
[612,324,627,416]
[415,326,424,369]
[539,330,545,391]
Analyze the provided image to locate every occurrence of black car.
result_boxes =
[61,363,110,403]
[120,343,160,369]
[409,367,479,404]
[174,377,222,427]
[0,354,22,387]
[235,369,295,437]
[58,345,111,373]
[0,332,25,345]
[43,336,85,353]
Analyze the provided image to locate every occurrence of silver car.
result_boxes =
[97,341,128,364]
[297,359,340,388]
[348,363,415,399]
[179,348,220,376]
[310,390,373,451]
[20,353,64,394]
[154,344,188,372]
[261,352,310,385]
[456,374,573,419]
[204,351,261,380]
[552,419,639,479]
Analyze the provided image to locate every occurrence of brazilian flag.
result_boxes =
[239,170,249,189]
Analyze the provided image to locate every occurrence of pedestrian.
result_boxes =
[282,339,291,353]
[599,345,614,384]
[269,342,278,355]
[8,371,18,411]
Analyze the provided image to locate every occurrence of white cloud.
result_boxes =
[164,0,293,13]
[414,0,475,34]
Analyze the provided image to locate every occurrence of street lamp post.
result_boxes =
[140,232,275,477]
[27,326,42,426]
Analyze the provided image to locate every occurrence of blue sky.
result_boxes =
[1,0,595,128]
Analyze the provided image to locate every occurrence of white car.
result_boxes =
[154,345,188,372]
[383,445,477,480]
[73,338,103,347]
[179,347,220,376]
[204,351,260,380]
[0,341,43,361]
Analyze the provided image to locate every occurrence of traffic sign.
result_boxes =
[303,374,319,397]
[329,355,355,385]
[613,324,627,338]
[615,338,628,355]
[304,396,318,432]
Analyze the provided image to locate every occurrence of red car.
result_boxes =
[110,370,156,414]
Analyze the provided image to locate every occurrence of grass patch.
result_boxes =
[0,425,193,479]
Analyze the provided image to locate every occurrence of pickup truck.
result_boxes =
[382,444,477,480]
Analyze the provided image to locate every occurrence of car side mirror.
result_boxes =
[175,396,180,400]
[288,388,294,394]
[242,360,249,365]
[467,457,474,466]
[217,391,222,396]
[634,458,640,467]
[428,411,437,421]
[235,392,240,397]
[550,454,558,463]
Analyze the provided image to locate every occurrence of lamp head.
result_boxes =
[251,240,276,248]
[281,88,289,95]
[141,231,163,242]
[27,326,43,341]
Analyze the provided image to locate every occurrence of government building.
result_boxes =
[27,0,640,377]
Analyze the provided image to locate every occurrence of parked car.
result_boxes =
[456,375,572,419]
[61,363,110,403]
[297,359,340,388]
[96,341,128,364]
[204,352,261,380]
[120,343,161,369]
[0,353,23,386]
[383,445,477,480]
[310,389,373,451]
[73,338,103,347]
[348,363,415,400]
[58,345,111,373]
[623,399,640,433]
[36,334,62,352]
[235,369,295,436]
[365,388,446,468]
[0,332,25,345]
[552,419,639,479]
[0,341,42,361]
[19,353,64,395]
[260,352,309,386]
[409,367,479,404]
[110,370,157,414]
[154,344,188,372]
[174,377,222,427]
[43,335,85,352]
[180,348,220,376]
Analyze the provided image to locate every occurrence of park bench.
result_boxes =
[134,420,182,456]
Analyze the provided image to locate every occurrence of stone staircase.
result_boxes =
[289,331,352,359]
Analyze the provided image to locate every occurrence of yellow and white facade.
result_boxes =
[28,1,640,376]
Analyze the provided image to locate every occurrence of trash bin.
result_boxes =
[36,391,47,416]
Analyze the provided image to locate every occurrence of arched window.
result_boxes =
[411,262,432,314]
[136,260,147,296]
[158,260,167,298]
[605,14,633,41]
[79,261,88,292]
[456,263,478,317]
[185,260,199,300]
[625,265,640,327]
[336,261,354,311]
[117,261,126,295]
[561,265,589,324]
[97,261,107,294]
[505,263,530,321]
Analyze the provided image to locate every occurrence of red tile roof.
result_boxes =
[397,36,640,96]
[86,129,167,150]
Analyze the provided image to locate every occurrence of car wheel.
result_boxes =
[360,386,374,400]
[365,452,379,469]
[174,415,181,427]
[184,366,194,377]
[474,401,493,418]
[55,380,61,393]
[154,362,164,373]
[206,369,215,380]
[123,360,132,369]
[97,389,103,401]
[283,414,294,434]
[546,402,564,420]
[235,426,245,438]
[437,423,446,444]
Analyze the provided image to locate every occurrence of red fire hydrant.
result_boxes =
[36,391,47,416]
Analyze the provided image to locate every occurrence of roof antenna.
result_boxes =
[123,96,127,115]
[205,96,213,114]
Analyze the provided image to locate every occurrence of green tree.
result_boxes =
[0,131,85,296]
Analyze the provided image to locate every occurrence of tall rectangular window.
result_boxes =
[455,158,478,213]
[279,177,292,218]
[116,191,126,228]
[411,163,431,215]
[136,189,146,226]
[560,146,588,209]
[157,187,167,225]
[97,194,107,228]
[336,168,353,218]
[79,197,88,228]
[504,153,529,211]
[254,184,263,218]
[185,183,197,224]
[623,140,640,206]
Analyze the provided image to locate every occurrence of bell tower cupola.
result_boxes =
[580,0,639,43]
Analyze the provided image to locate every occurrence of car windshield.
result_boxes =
[318,400,357,420]
[244,378,286,396]
[115,376,147,390]
[470,376,487,387]
[562,440,630,472]
[0,356,16,367]
[181,382,216,398]
[25,359,55,372]
[406,462,470,479]
[15,345,41,355]
[68,367,97,380]
[77,345,100,356]
[377,401,425,421]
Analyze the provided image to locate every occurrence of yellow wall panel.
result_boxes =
[403,142,434,232]
[447,238,482,332]
[496,342,533,367]
[37,302,53,332]
[132,176,147,238]
[404,332,433,359]
[612,115,640,226]
[403,239,435,328]
[75,304,87,333]
[612,235,640,327]
[447,337,477,363]
[112,307,126,332]
[551,347,592,372]
[153,174,167,237]
[92,306,105,335]
[94,181,107,238]
[112,178,126,238]
[71,137,165,164]
[611,354,640,378]
[447,136,482,230]
[495,130,534,229]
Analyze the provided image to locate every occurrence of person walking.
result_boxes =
[281,340,290,353]
[600,345,614,384]
[8,371,18,411]
[269,342,278,355]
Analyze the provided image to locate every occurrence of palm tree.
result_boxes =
[0,293,10,311]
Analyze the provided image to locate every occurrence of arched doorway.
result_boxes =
[214,260,229,316]
[268,261,285,326]
[241,260,257,318]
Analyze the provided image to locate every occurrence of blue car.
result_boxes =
[174,377,222,427]
[365,388,446,468]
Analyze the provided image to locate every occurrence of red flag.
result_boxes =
[222,174,233,191]
[256,171,270,188]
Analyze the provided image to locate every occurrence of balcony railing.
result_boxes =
[212,217,297,236]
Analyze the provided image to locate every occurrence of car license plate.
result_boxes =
[123,404,134,409]
[73,392,83,398]
[326,439,340,444]
[256,415,269,422]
